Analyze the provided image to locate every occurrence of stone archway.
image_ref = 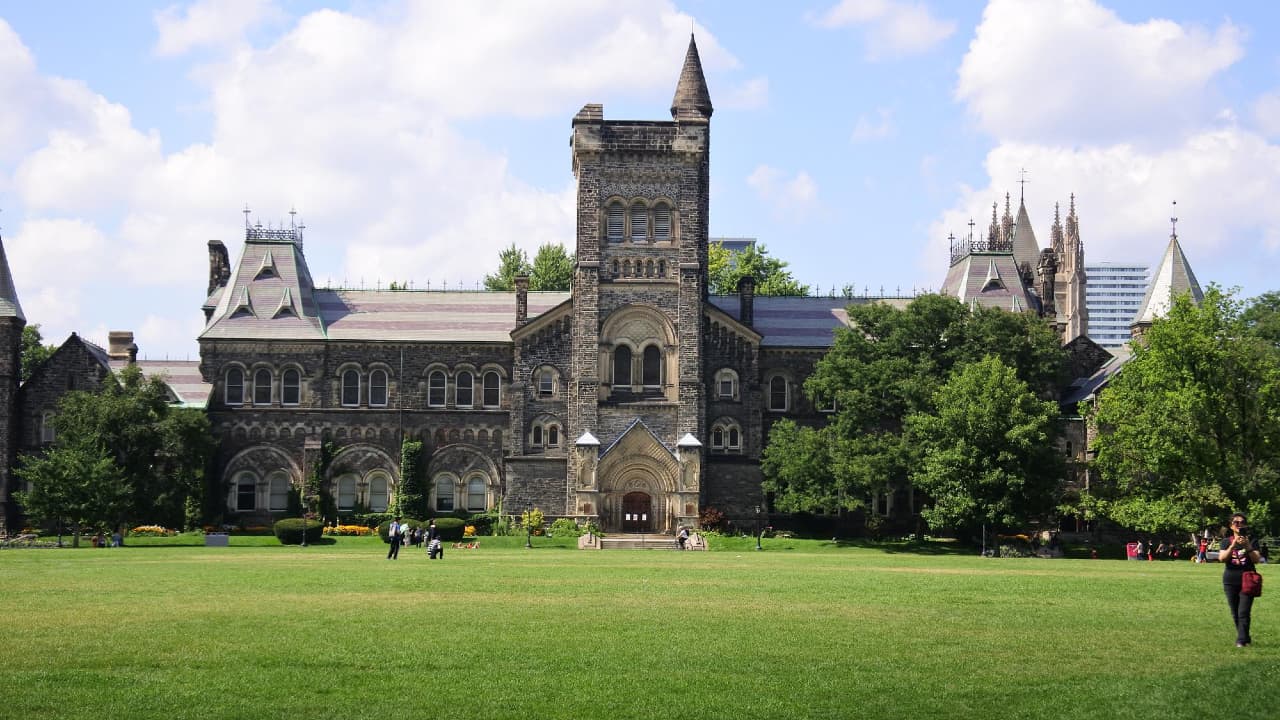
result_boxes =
[595,422,681,534]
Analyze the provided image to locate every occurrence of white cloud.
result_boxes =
[956,0,1243,145]
[719,76,769,110]
[153,0,285,57]
[851,107,895,142]
[815,0,954,60]
[1254,91,1280,138]
[0,3,744,358]
[747,165,818,218]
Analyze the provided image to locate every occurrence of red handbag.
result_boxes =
[1243,570,1263,597]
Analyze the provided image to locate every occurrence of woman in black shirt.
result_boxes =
[1219,513,1263,647]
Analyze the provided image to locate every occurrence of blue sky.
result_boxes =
[1,0,1278,360]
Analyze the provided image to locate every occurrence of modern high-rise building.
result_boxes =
[1085,262,1150,347]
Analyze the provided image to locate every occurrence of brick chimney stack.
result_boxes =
[737,275,755,327]
[107,331,135,361]
[515,275,529,323]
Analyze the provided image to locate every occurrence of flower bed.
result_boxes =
[324,524,375,536]
[129,525,175,537]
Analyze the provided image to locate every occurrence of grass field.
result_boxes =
[1,537,1276,720]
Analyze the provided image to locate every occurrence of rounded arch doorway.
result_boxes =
[622,491,652,533]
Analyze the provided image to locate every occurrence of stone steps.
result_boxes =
[599,533,680,550]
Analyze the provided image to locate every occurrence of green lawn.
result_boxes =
[1,538,1275,720]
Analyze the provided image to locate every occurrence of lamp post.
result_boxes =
[525,522,532,549]
[755,505,763,551]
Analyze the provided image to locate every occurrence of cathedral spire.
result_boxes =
[1011,192,1039,269]
[671,34,713,123]
[1050,202,1064,255]
[988,202,999,245]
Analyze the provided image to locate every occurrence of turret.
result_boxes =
[671,35,713,124]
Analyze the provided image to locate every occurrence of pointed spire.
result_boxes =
[1011,194,1039,268]
[671,34,713,123]
[1000,193,1014,247]
[0,233,25,321]
[1050,202,1064,254]
[988,203,999,245]
[1132,227,1204,326]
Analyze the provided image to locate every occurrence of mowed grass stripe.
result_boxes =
[1,540,1275,719]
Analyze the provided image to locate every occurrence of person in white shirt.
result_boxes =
[387,516,404,560]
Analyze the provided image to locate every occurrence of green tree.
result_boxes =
[529,243,575,291]
[395,439,426,519]
[16,365,216,535]
[906,355,1063,538]
[762,294,1067,522]
[708,242,809,296]
[17,447,127,546]
[20,324,55,383]
[483,244,531,291]
[1242,290,1280,347]
[1090,287,1280,535]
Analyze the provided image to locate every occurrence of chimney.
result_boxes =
[107,331,134,360]
[208,240,230,296]
[515,275,529,323]
[737,275,755,327]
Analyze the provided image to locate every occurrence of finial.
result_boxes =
[1069,193,1076,215]
[968,217,975,243]
[1171,200,1178,239]
[1018,168,1029,203]
[243,204,251,229]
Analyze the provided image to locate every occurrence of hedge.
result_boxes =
[273,518,325,545]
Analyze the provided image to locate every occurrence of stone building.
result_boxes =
[191,37,903,533]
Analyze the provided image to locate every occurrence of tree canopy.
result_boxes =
[483,242,575,292]
[762,294,1067,533]
[17,365,215,540]
[20,324,55,383]
[1089,287,1280,534]
[708,242,809,296]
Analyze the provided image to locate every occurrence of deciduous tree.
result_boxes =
[708,242,809,296]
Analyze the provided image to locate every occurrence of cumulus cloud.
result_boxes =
[956,0,1243,145]
[153,0,285,56]
[747,165,818,218]
[0,2,746,358]
[1254,91,1280,138]
[815,0,954,60]
[719,76,769,110]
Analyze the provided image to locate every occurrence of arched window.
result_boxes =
[225,368,244,406]
[368,472,390,512]
[629,201,648,241]
[710,419,744,454]
[532,425,544,447]
[282,368,301,406]
[606,202,625,243]
[235,472,257,511]
[613,346,632,387]
[337,474,357,511]
[653,203,672,240]
[728,427,741,450]
[547,425,559,447]
[428,371,447,407]
[40,411,56,444]
[253,368,272,405]
[466,477,487,512]
[715,369,738,400]
[642,345,661,388]
[712,427,724,449]
[341,369,360,406]
[482,371,501,408]
[369,369,388,407]
[456,371,474,408]
[268,472,291,511]
[769,376,789,412]
[434,476,455,511]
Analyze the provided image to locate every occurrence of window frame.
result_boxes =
[455,370,474,408]
[613,346,633,388]
[428,370,447,408]
[253,368,272,405]
[225,367,245,406]
[465,477,487,512]
[629,201,648,242]
[267,472,291,511]
[642,345,662,388]
[768,375,789,412]
[482,371,501,408]
[605,201,625,243]
[434,475,455,512]
[235,473,257,512]
[40,411,56,444]
[369,369,389,407]
[281,368,301,406]
[341,369,361,407]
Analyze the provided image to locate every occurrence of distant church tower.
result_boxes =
[0,232,26,532]
[1052,196,1088,342]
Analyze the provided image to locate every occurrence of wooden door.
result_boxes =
[621,492,651,533]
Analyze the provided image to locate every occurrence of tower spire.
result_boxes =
[671,34,713,123]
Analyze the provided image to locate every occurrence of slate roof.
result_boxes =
[201,236,569,343]
[0,235,25,321]
[671,35,713,121]
[1061,347,1132,408]
[1011,199,1040,269]
[708,295,910,347]
[939,252,1037,312]
[1133,233,1204,325]
[108,359,212,408]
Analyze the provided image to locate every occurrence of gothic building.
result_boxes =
[190,37,900,533]
[940,192,1088,343]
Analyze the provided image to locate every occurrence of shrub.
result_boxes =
[548,518,584,538]
[324,524,375,536]
[433,517,466,541]
[700,506,726,532]
[273,518,324,545]
[129,525,173,537]
[466,512,496,536]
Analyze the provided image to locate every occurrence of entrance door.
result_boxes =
[621,492,651,533]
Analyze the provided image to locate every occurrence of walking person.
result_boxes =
[387,516,404,560]
[1219,513,1263,647]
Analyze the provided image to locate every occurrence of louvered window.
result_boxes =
[606,203,624,242]
[653,204,671,240]
[630,202,648,241]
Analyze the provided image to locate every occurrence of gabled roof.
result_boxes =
[1062,347,1133,407]
[1133,233,1204,325]
[202,238,325,340]
[0,234,25,321]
